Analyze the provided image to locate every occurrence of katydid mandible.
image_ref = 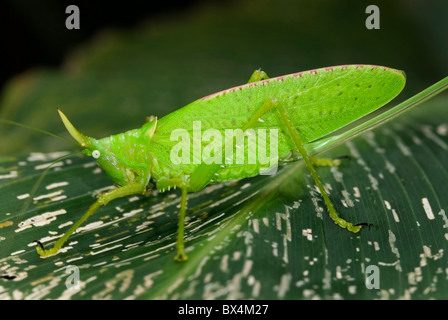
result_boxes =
[33,65,448,261]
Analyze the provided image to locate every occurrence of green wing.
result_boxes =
[155,65,405,144]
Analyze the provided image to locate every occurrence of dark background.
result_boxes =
[0,0,214,91]
[1,0,446,92]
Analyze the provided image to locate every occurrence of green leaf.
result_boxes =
[1,97,448,299]
[1,1,447,300]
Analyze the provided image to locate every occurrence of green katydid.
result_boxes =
[30,64,448,262]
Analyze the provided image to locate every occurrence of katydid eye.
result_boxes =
[92,150,101,159]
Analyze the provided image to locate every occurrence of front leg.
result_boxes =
[175,188,189,261]
[156,178,191,261]
[35,182,146,257]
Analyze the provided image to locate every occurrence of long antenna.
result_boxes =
[0,119,77,146]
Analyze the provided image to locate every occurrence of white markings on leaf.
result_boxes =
[436,123,448,136]
[90,244,123,256]
[367,174,379,191]
[34,161,64,170]
[388,230,402,272]
[16,209,67,231]
[421,125,448,150]
[364,131,385,154]
[76,221,104,233]
[383,127,412,156]
[58,221,73,229]
[302,229,313,241]
[0,171,18,180]
[251,219,259,234]
[330,166,343,183]
[33,190,66,202]
[438,209,448,240]
[384,200,400,223]
[341,190,354,207]
[27,152,70,162]
[128,196,140,202]
[384,160,396,174]
[123,208,144,218]
[46,181,69,190]
[276,273,292,298]
[10,250,26,256]
[421,197,435,220]
[374,242,380,251]
[83,161,97,168]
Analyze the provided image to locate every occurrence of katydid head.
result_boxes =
[58,109,153,187]
[57,109,126,184]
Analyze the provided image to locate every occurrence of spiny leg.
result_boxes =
[277,101,362,232]
[249,98,362,233]
[175,188,189,261]
[35,182,145,257]
[156,177,191,261]
[245,71,363,232]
